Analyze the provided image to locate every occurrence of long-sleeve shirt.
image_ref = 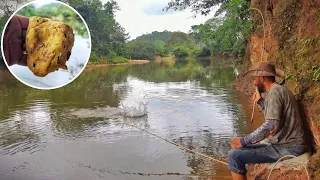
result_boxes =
[240,98,278,146]
[242,84,306,147]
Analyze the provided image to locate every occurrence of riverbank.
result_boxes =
[232,0,320,178]
[233,72,313,180]
[86,60,150,68]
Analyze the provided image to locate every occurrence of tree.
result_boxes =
[189,18,222,47]
[173,0,252,56]
[61,0,129,59]
[0,18,8,34]
[166,32,193,46]
[126,40,157,60]
[135,31,172,42]
[173,46,189,58]
[164,0,230,16]
[196,47,211,57]
[0,0,30,18]
[165,31,196,53]
[153,40,168,57]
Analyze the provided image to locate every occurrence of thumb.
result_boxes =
[252,92,257,100]
[255,87,260,94]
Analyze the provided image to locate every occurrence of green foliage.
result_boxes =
[127,31,198,59]
[166,32,193,48]
[109,56,128,64]
[216,0,250,18]
[312,67,320,82]
[135,31,172,41]
[153,40,169,56]
[165,0,228,15]
[126,40,157,60]
[167,0,252,57]
[61,0,128,61]
[165,32,197,57]
[215,17,252,55]
[129,59,236,86]
[0,18,7,38]
[287,36,297,44]
[196,47,211,57]
[189,18,222,47]
[188,0,252,56]
[90,52,100,62]
[17,3,88,37]
[18,3,77,18]
[173,46,189,58]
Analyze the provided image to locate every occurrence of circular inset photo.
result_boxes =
[1,0,91,89]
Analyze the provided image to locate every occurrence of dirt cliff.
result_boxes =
[234,0,320,179]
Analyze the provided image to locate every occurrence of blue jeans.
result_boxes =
[227,144,306,175]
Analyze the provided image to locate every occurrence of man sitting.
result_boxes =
[228,61,307,180]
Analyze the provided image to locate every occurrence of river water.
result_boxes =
[0,59,263,180]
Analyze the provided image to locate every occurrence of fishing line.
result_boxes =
[119,82,229,166]
[121,119,229,166]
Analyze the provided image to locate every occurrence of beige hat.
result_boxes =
[244,61,285,77]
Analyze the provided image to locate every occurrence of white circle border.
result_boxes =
[1,0,92,90]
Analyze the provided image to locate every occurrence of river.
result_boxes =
[0,58,263,180]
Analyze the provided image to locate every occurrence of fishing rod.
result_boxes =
[249,8,265,122]
[248,8,286,122]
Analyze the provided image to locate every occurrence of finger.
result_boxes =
[18,54,28,66]
[10,40,24,65]
[252,93,256,100]
[22,30,27,50]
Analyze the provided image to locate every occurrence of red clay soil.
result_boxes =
[234,0,320,179]
[233,75,315,180]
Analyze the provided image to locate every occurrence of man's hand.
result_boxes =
[3,15,29,66]
[252,87,261,104]
[230,137,243,149]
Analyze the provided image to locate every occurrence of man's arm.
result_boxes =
[240,119,278,146]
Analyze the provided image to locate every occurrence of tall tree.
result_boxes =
[168,0,252,56]
[164,0,231,15]
[126,40,157,60]
[61,0,129,58]
[136,31,172,42]
[0,0,30,18]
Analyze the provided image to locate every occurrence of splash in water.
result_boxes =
[119,101,148,118]
[69,100,148,119]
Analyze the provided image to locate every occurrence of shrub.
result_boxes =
[173,46,189,58]
[90,52,100,63]
[109,56,128,64]
[196,47,211,57]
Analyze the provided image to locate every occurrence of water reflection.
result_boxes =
[0,59,250,179]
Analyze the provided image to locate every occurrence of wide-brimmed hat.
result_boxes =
[244,61,285,77]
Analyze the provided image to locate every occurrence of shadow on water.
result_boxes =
[0,58,252,179]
